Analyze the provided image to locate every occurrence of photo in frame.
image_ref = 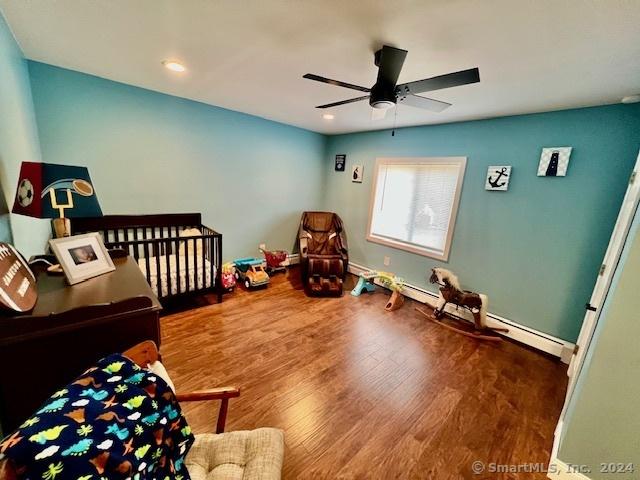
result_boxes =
[335,154,346,172]
[49,232,115,285]
[352,164,363,183]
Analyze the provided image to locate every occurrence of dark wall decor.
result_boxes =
[538,147,572,177]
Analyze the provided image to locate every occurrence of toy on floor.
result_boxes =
[233,258,270,289]
[418,267,509,341]
[351,270,405,311]
[221,262,237,292]
[260,248,290,274]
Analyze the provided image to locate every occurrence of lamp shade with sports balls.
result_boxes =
[12,162,102,219]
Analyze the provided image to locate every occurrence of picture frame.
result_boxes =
[49,232,115,285]
[485,165,512,191]
[352,164,363,183]
[335,154,346,172]
[538,147,572,177]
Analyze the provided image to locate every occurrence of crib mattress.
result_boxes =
[138,254,215,298]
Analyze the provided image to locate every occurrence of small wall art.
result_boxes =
[335,154,346,172]
[538,147,572,177]
[485,166,511,191]
[352,165,363,183]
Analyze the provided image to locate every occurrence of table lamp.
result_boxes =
[12,162,102,238]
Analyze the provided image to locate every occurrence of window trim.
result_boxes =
[366,156,467,261]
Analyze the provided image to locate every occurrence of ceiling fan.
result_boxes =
[303,45,480,119]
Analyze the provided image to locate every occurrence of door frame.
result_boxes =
[550,149,640,463]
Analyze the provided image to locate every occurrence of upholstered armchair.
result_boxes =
[298,211,349,296]
[0,341,284,480]
[125,342,285,480]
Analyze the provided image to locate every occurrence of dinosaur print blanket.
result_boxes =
[0,354,194,479]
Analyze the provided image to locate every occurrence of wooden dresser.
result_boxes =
[0,256,162,433]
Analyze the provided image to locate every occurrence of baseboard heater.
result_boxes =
[347,261,574,363]
[277,255,572,362]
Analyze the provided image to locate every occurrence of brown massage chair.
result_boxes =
[298,211,349,296]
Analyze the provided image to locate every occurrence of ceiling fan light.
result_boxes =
[370,100,395,109]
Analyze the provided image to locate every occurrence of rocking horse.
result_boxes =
[416,268,508,341]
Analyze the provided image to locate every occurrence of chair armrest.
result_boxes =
[175,386,240,434]
[0,458,17,480]
[175,386,240,402]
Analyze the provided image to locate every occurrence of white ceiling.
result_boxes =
[1,0,639,135]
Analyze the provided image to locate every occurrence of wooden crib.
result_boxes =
[72,213,222,304]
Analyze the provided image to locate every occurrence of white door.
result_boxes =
[568,150,640,390]
[551,150,640,461]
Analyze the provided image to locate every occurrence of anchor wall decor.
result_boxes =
[485,165,512,191]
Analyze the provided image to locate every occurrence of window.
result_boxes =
[367,157,466,260]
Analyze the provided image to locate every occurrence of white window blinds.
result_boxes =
[368,158,466,260]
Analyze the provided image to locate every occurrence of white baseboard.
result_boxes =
[347,261,575,362]
[287,253,300,265]
[547,458,593,480]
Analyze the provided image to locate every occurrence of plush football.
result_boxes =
[0,242,37,312]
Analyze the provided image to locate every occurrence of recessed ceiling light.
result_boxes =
[162,60,186,73]
[322,114,335,120]
[621,94,640,104]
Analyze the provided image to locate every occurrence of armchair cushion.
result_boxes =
[186,428,284,480]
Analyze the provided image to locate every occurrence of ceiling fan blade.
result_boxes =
[316,95,370,109]
[376,45,408,87]
[398,94,452,112]
[370,107,388,121]
[397,68,480,95]
[303,73,371,93]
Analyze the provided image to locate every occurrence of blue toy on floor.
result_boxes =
[351,275,376,296]
[350,270,406,311]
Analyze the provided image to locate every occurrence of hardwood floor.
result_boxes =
[161,269,567,479]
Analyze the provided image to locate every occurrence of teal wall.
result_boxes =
[323,105,640,341]
[0,12,48,255]
[557,204,640,478]
[27,62,326,260]
[4,17,640,344]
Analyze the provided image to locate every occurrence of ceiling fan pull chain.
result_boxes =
[392,111,396,136]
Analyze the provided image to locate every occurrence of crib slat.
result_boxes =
[193,237,198,291]
[202,233,206,290]
[154,239,162,300]
[123,228,130,256]
[165,235,172,299]
[143,240,151,290]
[217,235,222,303]
[184,238,190,293]
[209,235,214,294]
[175,238,181,294]
[132,228,139,261]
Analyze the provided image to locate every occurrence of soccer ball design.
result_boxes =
[17,178,34,207]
